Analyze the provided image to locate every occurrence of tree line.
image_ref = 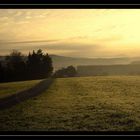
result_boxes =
[0,49,77,83]
[0,49,53,82]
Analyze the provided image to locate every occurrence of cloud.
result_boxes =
[0,16,9,21]
[68,36,88,40]
[95,35,123,42]
[63,35,122,44]
[0,39,60,45]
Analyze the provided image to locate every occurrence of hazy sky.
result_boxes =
[0,9,140,58]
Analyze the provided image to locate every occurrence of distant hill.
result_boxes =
[131,61,140,64]
[77,64,140,76]
[50,55,140,71]
[1,55,140,71]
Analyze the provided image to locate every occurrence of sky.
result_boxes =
[0,9,140,58]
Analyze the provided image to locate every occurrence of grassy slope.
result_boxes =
[0,76,140,131]
[0,80,42,99]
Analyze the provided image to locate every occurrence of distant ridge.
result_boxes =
[77,64,140,76]
[1,55,140,71]
[50,55,140,71]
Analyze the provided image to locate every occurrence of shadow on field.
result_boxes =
[0,78,54,110]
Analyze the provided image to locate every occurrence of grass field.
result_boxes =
[0,76,140,131]
[0,80,42,99]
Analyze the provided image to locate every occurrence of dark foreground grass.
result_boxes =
[0,76,140,131]
[0,78,54,110]
[0,80,42,99]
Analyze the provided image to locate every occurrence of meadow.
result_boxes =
[0,80,42,99]
[0,76,140,131]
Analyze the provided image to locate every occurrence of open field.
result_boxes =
[0,80,42,99]
[0,76,140,131]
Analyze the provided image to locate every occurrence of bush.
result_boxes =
[53,65,77,78]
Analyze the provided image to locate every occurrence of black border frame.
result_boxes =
[0,0,140,4]
[0,2,140,137]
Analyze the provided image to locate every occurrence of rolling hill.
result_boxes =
[50,55,140,71]
[1,55,140,71]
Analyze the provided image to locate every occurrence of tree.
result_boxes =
[0,49,53,83]
[53,65,77,78]
[53,68,66,78]
[6,50,23,64]
[42,53,53,77]
[27,49,53,79]
[66,66,77,77]
[0,61,4,82]
[5,50,27,81]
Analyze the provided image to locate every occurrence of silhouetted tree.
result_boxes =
[66,66,77,77]
[0,61,4,82]
[27,49,53,79]
[53,68,66,78]
[5,50,27,81]
[0,49,53,83]
[42,53,53,77]
[53,65,77,78]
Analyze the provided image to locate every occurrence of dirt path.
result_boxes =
[0,78,54,110]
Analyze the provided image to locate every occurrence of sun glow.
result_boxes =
[0,9,140,58]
